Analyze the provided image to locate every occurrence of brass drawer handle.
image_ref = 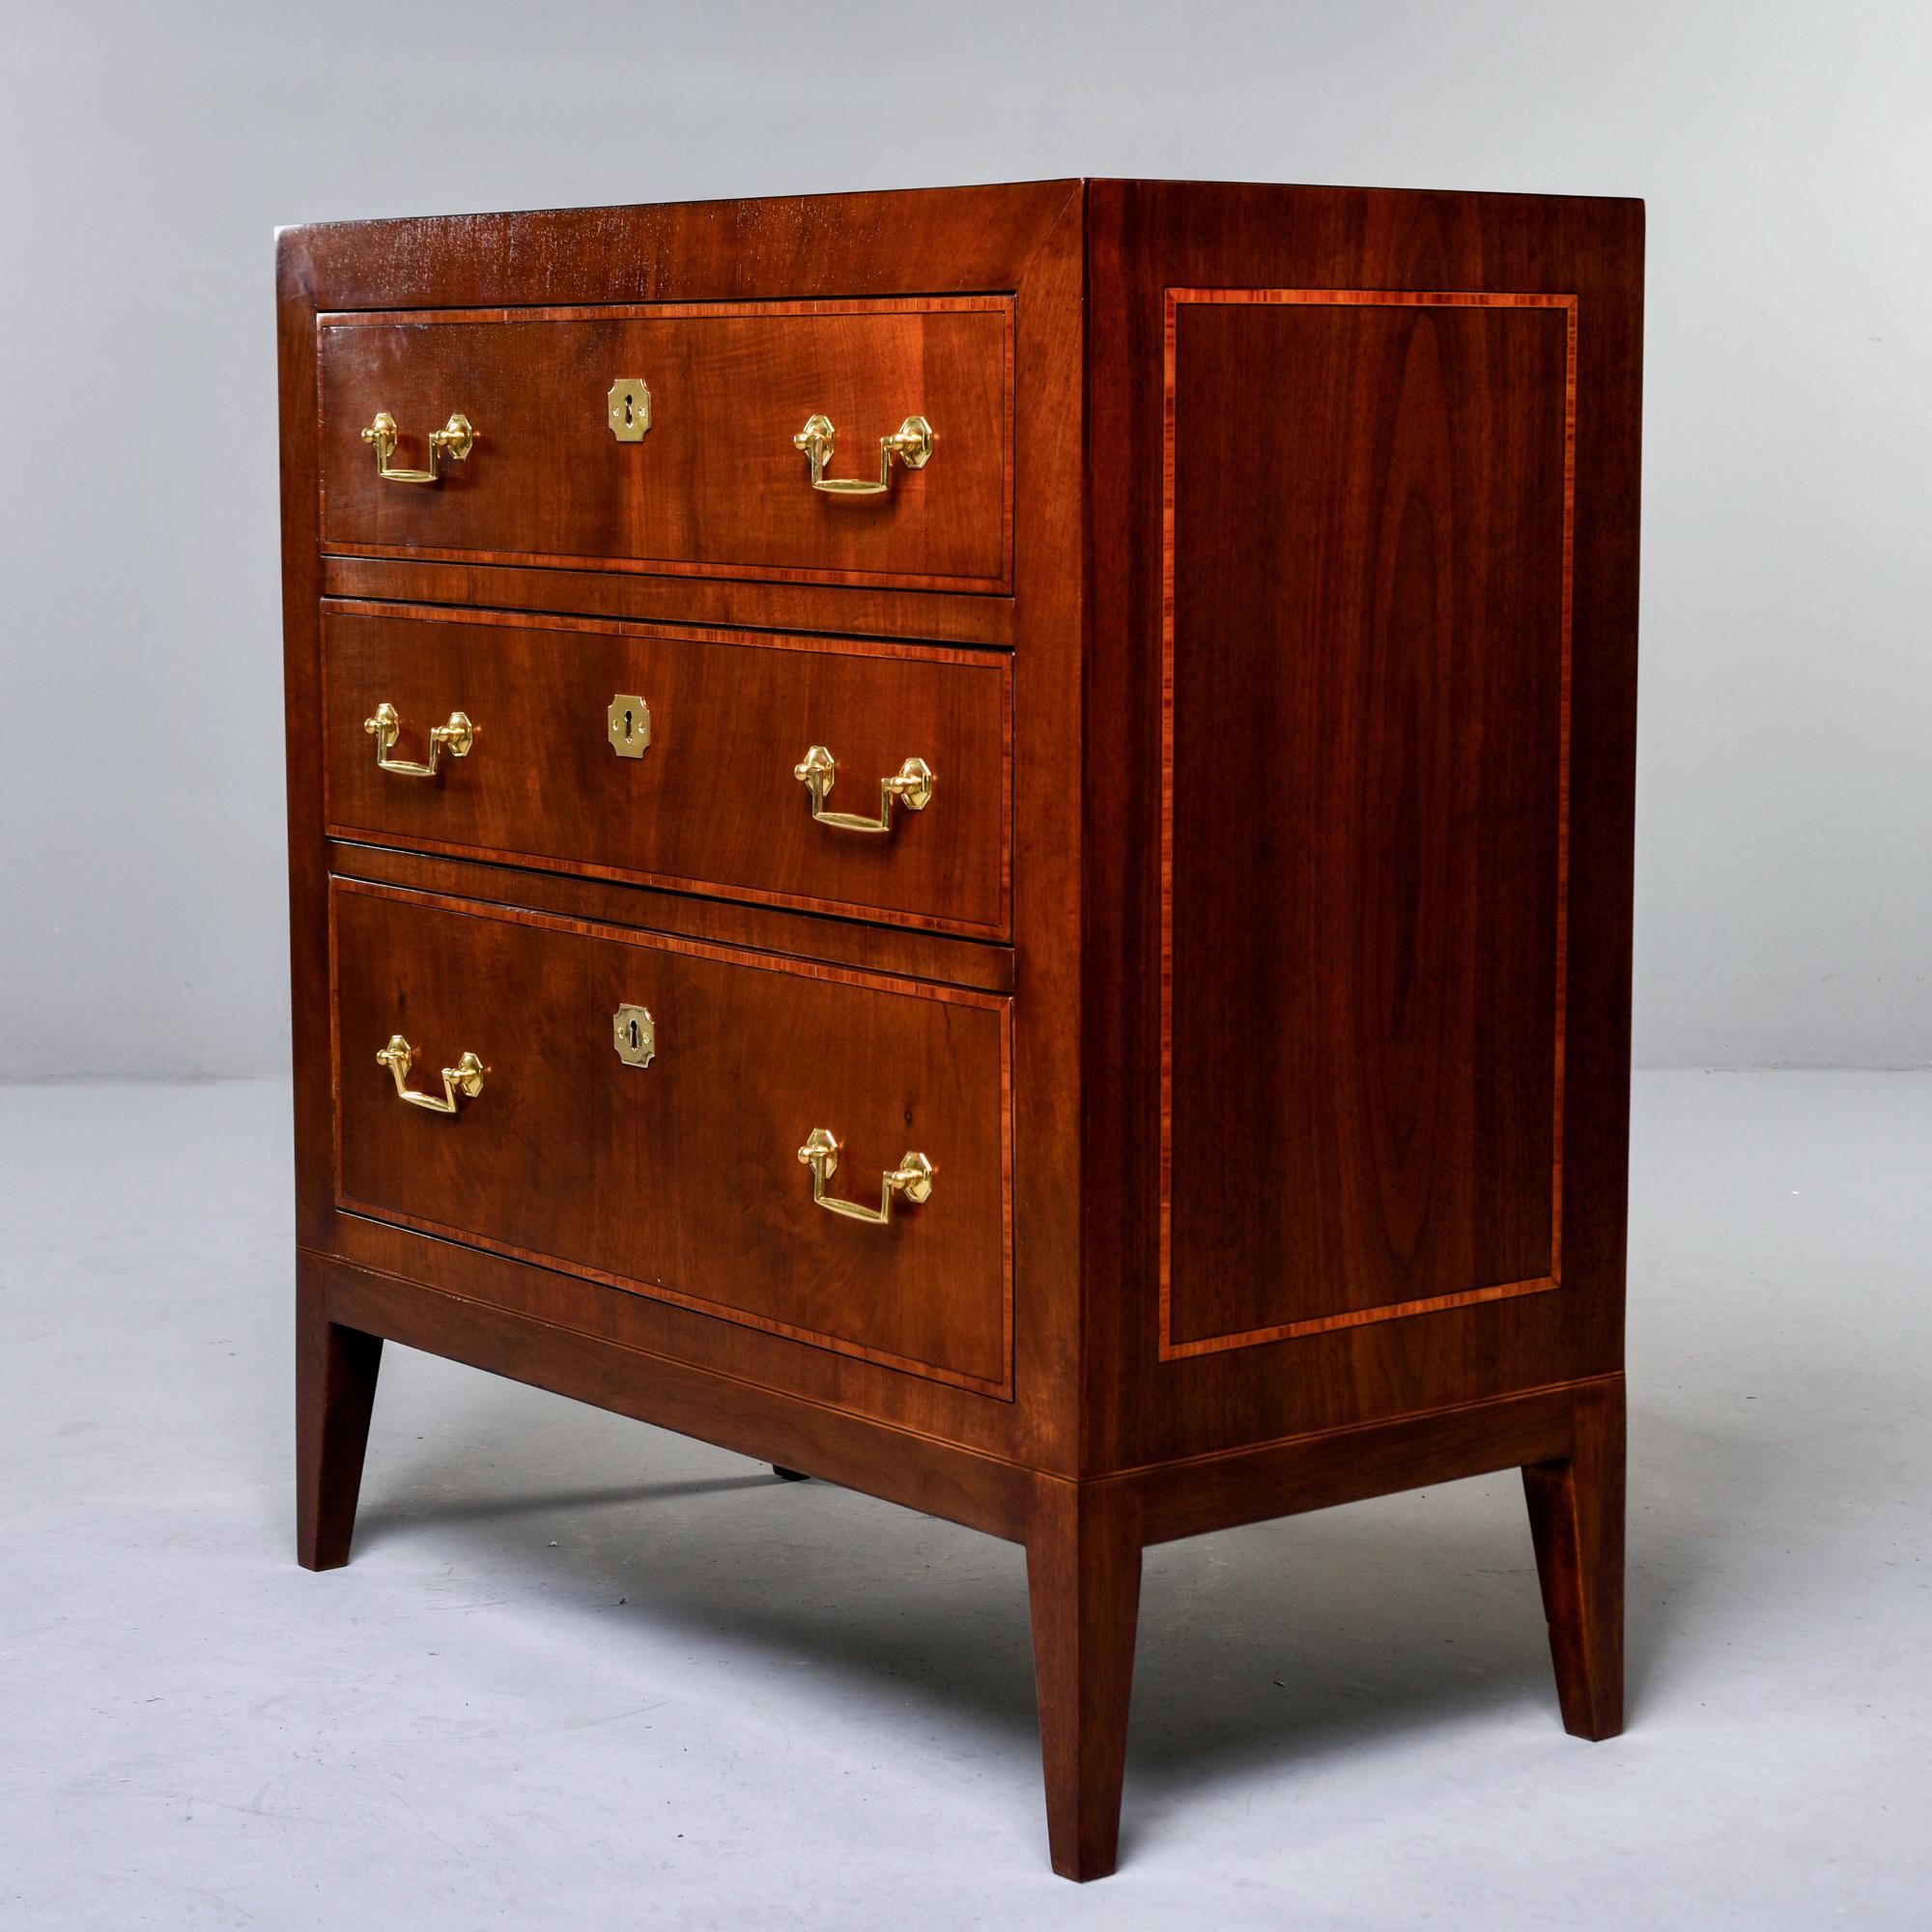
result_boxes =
[364,701,474,779]
[792,413,933,497]
[797,1129,934,1225]
[792,745,934,835]
[361,409,476,485]
[376,1035,484,1114]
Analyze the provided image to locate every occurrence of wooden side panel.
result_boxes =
[323,602,1011,936]
[279,235,335,1255]
[318,300,1010,590]
[1080,181,1643,1469]
[331,882,1012,1396]
[1164,292,1573,1351]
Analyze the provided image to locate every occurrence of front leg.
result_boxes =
[296,1264,384,1571]
[1025,1479,1144,1881]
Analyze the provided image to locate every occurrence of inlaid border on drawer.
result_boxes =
[328,878,1016,1398]
[318,297,1015,595]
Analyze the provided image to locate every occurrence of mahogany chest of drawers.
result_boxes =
[278,180,1643,1880]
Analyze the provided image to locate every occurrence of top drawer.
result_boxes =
[317,299,1011,592]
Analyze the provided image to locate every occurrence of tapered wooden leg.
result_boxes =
[297,1270,384,1571]
[1025,1480,1143,1882]
[1521,1378,1626,1740]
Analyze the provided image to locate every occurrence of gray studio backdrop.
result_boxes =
[2,0,1926,1078]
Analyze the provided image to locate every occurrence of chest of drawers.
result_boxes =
[278,180,1643,1880]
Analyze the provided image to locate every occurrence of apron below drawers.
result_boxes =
[330,881,1012,1397]
[317,298,1011,591]
[323,605,1009,936]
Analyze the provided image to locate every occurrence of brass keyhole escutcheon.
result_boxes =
[608,378,652,441]
[607,695,651,757]
[612,1004,656,1068]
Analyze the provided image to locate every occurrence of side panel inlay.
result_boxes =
[1161,289,1577,1358]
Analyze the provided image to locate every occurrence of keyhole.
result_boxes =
[628,1017,641,1050]
[623,396,635,427]
[624,708,636,740]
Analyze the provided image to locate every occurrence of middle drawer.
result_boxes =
[323,604,1010,936]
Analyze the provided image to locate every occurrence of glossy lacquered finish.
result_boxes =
[1165,291,1571,1351]
[323,602,1011,934]
[330,881,1011,1394]
[280,180,1643,1882]
[318,298,1012,589]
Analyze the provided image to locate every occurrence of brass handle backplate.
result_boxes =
[796,1127,934,1225]
[792,413,933,496]
[376,1035,484,1114]
[364,701,474,779]
[792,745,934,835]
[361,410,475,484]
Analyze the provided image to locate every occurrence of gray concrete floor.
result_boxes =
[3,1073,1928,1928]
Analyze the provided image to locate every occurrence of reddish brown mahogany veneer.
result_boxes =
[279,181,1642,1880]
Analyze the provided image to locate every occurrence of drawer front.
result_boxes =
[331,883,1012,1396]
[318,299,1010,589]
[323,608,1009,936]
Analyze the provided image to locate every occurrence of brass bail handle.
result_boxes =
[362,410,477,485]
[792,413,934,496]
[376,1035,485,1114]
[792,745,934,835]
[797,1128,935,1225]
[364,701,474,780]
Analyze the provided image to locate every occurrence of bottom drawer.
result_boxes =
[329,881,1011,1395]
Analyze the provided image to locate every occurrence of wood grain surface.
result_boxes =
[318,299,1011,590]
[331,881,1013,1395]
[280,180,1643,1880]
[318,553,1018,648]
[327,841,1017,994]
[1163,290,1574,1354]
[323,600,1011,935]
[1077,180,1642,1471]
